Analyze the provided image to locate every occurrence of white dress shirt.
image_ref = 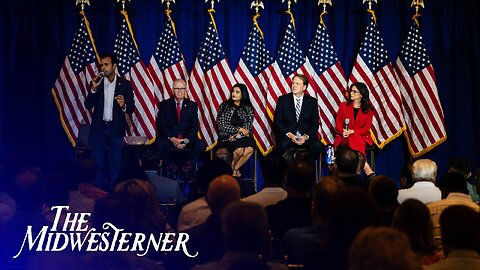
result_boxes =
[102,76,116,121]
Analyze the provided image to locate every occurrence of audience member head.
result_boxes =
[222,201,269,255]
[77,158,98,184]
[91,194,125,230]
[52,160,77,190]
[440,205,480,254]
[411,159,437,183]
[326,187,381,267]
[113,179,165,232]
[206,175,240,214]
[447,157,471,179]
[312,176,344,223]
[369,176,399,225]
[334,148,359,177]
[400,161,414,189]
[285,158,314,196]
[213,147,233,165]
[43,173,70,207]
[196,158,233,195]
[349,227,421,270]
[392,199,436,256]
[140,149,161,171]
[259,154,287,187]
[369,176,399,209]
[11,167,44,212]
[438,172,468,198]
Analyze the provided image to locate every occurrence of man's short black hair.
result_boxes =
[335,147,359,175]
[100,53,118,65]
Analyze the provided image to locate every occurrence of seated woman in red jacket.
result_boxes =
[334,82,374,157]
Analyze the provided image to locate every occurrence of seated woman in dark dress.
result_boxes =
[217,83,255,177]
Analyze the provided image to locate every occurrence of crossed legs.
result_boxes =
[232,146,254,177]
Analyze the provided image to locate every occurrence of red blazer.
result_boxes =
[333,102,373,155]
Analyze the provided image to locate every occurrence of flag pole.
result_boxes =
[411,0,425,27]
[117,0,131,12]
[250,1,265,38]
[282,0,297,29]
[76,0,90,11]
[317,0,332,29]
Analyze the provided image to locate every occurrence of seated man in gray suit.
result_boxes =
[140,149,185,204]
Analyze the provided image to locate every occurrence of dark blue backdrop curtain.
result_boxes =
[1,0,479,179]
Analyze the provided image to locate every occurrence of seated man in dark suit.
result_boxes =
[273,74,322,161]
[156,78,205,180]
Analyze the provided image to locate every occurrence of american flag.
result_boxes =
[234,23,280,155]
[148,15,188,107]
[52,12,98,146]
[349,15,405,148]
[188,13,236,149]
[394,23,446,157]
[304,23,347,145]
[114,11,156,142]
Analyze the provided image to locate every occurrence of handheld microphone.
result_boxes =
[93,71,106,82]
[180,138,189,145]
[344,118,350,131]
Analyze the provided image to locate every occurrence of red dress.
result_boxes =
[333,102,373,156]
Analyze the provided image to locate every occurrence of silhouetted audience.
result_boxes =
[349,227,421,270]
[425,205,480,270]
[369,175,399,225]
[283,176,343,264]
[76,158,108,201]
[140,149,185,204]
[333,148,369,190]
[306,187,381,270]
[177,158,232,232]
[244,154,288,207]
[428,172,480,251]
[392,199,440,266]
[173,175,241,269]
[193,201,287,270]
[266,158,314,238]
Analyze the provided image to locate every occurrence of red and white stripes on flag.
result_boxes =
[394,23,446,157]
[114,11,156,143]
[234,22,278,155]
[52,11,98,146]
[188,10,235,149]
[349,15,405,148]
[303,23,347,145]
[148,13,188,107]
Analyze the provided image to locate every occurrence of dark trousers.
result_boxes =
[276,138,323,162]
[156,137,205,167]
[89,125,123,189]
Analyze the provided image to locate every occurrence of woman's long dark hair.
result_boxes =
[347,82,374,114]
[227,83,252,108]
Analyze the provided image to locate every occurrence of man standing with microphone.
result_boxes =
[85,53,135,189]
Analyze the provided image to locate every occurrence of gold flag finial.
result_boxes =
[205,0,220,10]
[250,0,264,15]
[411,0,424,27]
[76,0,90,11]
[117,0,131,11]
[362,0,377,11]
[282,0,298,13]
[317,0,332,28]
[162,0,176,11]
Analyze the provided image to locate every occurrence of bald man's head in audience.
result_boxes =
[206,175,241,214]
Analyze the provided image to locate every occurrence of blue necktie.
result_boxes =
[295,98,301,122]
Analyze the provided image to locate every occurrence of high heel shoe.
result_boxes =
[233,168,242,178]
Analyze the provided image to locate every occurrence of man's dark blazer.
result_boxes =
[273,92,319,141]
[156,97,199,142]
[84,76,135,137]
